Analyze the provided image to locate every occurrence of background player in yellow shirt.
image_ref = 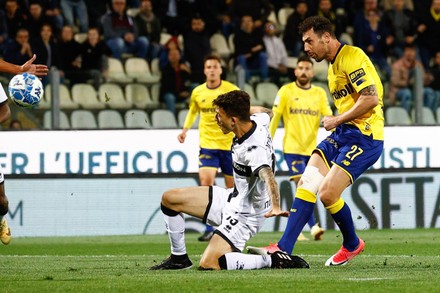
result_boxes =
[248,16,384,266]
[177,54,239,241]
[269,55,332,241]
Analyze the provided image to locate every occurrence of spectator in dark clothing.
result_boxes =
[183,15,211,84]
[316,0,347,38]
[153,0,195,36]
[158,35,181,69]
[357,9,392,80]
[4,0,28,39]
[353,0,379,47]
[283,0,310,57]
[101,0,149,59]
[58,25,82,85]
[31,23,62,86]
[26,2,57,40]
[416,0,440,70]
[229,0,272,30]
[133,0,161,61]
[79,27,112,88]
[0,10,9,56]
[3,28,33,66]
[427,50,440,110]
[84,0,109,29]
[233,15,268,82]
[159,48,192,114]
[382,0,418,59]
[192,0,231,36]
[60,0,89,33]
[40,0,64,32]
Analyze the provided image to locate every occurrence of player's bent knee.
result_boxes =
[299,166,324,194]
[199,257,220,271]
[160,203,179,217]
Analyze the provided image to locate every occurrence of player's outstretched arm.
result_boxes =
[259,166,289,218]
[21,54,49,76]
[0,54,48,76]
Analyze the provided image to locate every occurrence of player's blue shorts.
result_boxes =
[284,153,310,181]
[199,148,233,176]
[315,124,383,183]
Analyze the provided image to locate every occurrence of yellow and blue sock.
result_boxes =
[278,188,316,254]
[326,198,359,251]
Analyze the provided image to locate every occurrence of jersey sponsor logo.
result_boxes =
[331,83,355,100]
[233,162,252,177]
[349,68,366,83]
[200,107,216,113]
[289,107,319,116]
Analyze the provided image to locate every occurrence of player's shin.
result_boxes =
[278,187,316,253]
[161,204,187,255]
[218,253,271,270]
[326,198,359,250]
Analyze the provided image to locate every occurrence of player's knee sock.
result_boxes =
[161,204,187,255]
[326,198,359,251]
[205,224,214,233]
[218,253,271,270]
[278,188,316,254]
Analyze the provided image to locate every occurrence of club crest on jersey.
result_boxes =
[331,83,355,99]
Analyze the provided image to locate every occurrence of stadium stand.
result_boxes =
[98,83,133,110]
[43,110,71,130]
[411,107,437,125]
[44,84,78,110]
[125,83,158,109]
[97,110,125,129]
[385,106,412,126]
[124,57,160,84]
[255,82,279,107]
[70,110,98,129]
[71,83,106,110]
[150,109,178,128]
[106,57,133,84]
[124,109,151,129]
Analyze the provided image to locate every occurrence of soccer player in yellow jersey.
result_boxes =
[248,16,384,266]
[177,54,239,241]
[269,55,332,241]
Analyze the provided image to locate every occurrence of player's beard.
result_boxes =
[296,75,310,87]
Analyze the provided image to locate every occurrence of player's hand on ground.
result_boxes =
[21,54,49,76]
[264,208,289,218]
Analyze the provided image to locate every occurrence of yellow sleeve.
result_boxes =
[269,111,282,138]
[269,87,285,138]
[183,91,200,129]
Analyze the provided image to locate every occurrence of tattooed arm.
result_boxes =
[258,166,289,218]
[321,84,379,131]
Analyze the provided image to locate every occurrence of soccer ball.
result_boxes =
[8,73,44,108]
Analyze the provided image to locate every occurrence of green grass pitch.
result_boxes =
[1,229,439,292]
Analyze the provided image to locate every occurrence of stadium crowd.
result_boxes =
[0,0,440,128]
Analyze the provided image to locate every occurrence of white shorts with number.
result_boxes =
[203,186,270,252]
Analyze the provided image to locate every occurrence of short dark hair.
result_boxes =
[204,54,222,65]
[297,55,313,66]
[298,16,335,38]
[213,90,250,121]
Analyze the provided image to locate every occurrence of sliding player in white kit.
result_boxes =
[149,90,309,270]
